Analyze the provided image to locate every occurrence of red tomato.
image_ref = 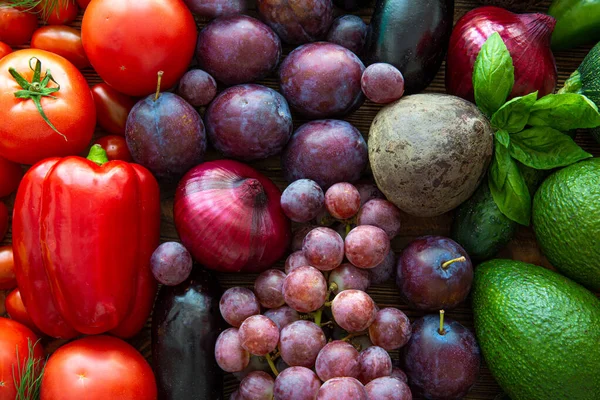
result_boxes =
[31,25,89,69]
[39,0,79,25]
[5,289,39,335]
[0,202,7,241]
[0,156,22,197]
[81,0,197,96]
[91,83,136,135]
[0,3,38,46]
[76,0,92,8]
[0,246,15,290]
[93,135,132,162]
[0,318,45,400]
[0,42,10,60]
[41,336,157,400]
[0,49,96,165]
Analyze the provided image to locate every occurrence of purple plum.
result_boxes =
[326,15,368,56]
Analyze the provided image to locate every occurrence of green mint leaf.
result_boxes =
[495,129,510,148]
[473,32,515,117]
[488,144,531,226]
[491,92,538,133]
[528,93,600,131]
[508,127,592,170]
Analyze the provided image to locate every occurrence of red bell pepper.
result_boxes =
[12,145,160,339]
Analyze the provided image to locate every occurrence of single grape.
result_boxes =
[220,287,261,327]
[364,376,412,400]
[302,227,344,271]
[278,321,326,368]
[176,69,217,107]
[368,250,397,285]
[390,367,408,383]
[282,266,327,313]
[281,179,325,223]
[345,225,390,269]
[368,308,412,351]
[355,182,386,206]
[215,328,250,373]
[273,366,321,400]
[358,346,393,384]
[264,306,300,331]
[328,263,370,294]
[239,315,280,356]
[326,15,368,56]
[361,63,405,104]
[325,182,361,220]
[331,290,377,332]
[239,371,275,400]
[317,377,368,400]
[357,199,402,239]
[291,225,316,252]
[255,269,287,309]
[284,251,312,274]
[233,355,271,382]
[150,241,193,286]
[315,340,360,381]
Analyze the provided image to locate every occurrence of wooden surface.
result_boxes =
[2,0,600,399]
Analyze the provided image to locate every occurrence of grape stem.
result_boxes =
[265,353,279,377]
[154,71,164,102]
[313,283,338,326]
[441,256,466,270]
[438,310,446,335]
[341,331,367,342]
[313,309,323,327]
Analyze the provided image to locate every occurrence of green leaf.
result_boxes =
[528,93,600,131]
[508,127,592,170]
[473,32,515,117]
[491,92,538,133]
[489,144,531,226]
[495,129,510,148]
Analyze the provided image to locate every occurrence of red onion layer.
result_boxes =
[174,160,291,273]
[446,6,557,103]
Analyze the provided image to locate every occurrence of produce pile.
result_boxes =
[0,0,599,399]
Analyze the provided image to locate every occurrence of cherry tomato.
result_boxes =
[31,25,88,69]
[41,336,157,400]
[91,83,136,135]
[0,317,45,400]
[0,202,7,242]
[0,3,38,46]
[0,246,15,290]
[0,41,11,60]
[0,156,23,197]
[5,289,40,335]
[81,0,197,96]
[0,49,96,165]
[76,0,92,8]
[39,0,79,25]
[93,135,132,162]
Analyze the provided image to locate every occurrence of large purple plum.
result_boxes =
[279,42,365,118]
[196,15,281,85]
[126,91,206,180]
[326,15,368,56]
[281,120,368,188]
[257,0,333,45]
[182,0,245,19]
[205,84,293,161]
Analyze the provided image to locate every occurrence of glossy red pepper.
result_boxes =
[12,145,160,339]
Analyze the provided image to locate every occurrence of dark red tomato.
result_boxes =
[0,202,7,242]
[81,0,197,96]
[0,41,10,60]
[31,25,89,69]
[91,83,136,135]
[0,3,38,46]
[41,336,157,400]
[76,0,92,8]
[93,135,132,162]
[0,246,15,290]
[5,289,40,335]
[0,49,96,165]
[0,155,23,197]
[39,0,79,25]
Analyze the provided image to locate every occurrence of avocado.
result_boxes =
[472,259,600,400]
[532,158,600,291]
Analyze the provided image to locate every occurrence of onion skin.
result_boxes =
[174,160,291,274]
[446,6,557,103]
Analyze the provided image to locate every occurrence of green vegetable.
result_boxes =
[490,92,537,134]
[549,0,600,51]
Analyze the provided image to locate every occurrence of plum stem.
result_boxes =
[265,353,279,377]
[154,71,164,102]
[439,310,446,335]
[441,256,466,270]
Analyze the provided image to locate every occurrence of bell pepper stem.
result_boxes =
[87,144,110,166]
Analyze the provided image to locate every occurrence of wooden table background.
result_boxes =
[2,0,599,399]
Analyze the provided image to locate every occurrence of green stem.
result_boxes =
[558,70,582,94]
[265,353,279,377]
[438,310,446,335]
[87,144,109,166]
[441,256,466,270]
[313,308,323,327]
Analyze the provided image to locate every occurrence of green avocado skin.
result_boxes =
[472,259,600,400]
[533,159,600,291]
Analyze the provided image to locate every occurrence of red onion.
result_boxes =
[174,160,291,273]
[446,6,557,103]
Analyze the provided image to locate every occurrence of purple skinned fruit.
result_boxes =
[326,15,368,56]
[182,0,245,19]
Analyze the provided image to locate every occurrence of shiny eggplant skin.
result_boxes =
[152,267,225,400]
[364,0,454,94]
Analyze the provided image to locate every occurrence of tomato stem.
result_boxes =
[154,71,164,102]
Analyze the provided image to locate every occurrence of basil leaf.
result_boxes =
[495,129,510,148]
[473,32,515,117]
[488,144,531,226]
[528,93,600,131]
[491,92,538,133]
[509,127,592,170]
